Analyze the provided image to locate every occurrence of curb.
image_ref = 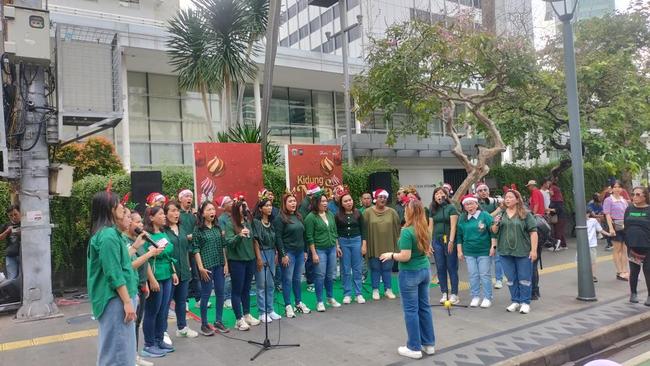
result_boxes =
[495,310,650,366]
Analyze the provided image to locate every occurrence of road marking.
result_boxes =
[1,255,614,352]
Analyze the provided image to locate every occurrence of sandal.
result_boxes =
[616,274,628,281]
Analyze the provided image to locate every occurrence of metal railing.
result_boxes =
[48,4,167,28]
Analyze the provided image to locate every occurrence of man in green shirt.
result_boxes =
[475,183,504,289]
[179,189,202,308]
[359,192,373,214]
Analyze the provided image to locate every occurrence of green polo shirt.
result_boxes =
[430,204,459,242]
[164,226,192,282]
[253,218,277,251]
[273,213,306,254]
[304,211,338,249]
[146,232,176,281]
[218,213,231,233]
[179,209,196,240]
[398,226,430,270]
[87,226,138,318]
[224,219,256,261]
[192,224,226,268]
[457,211,494,257]
[495,212,537,257]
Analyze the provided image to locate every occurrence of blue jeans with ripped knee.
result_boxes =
[499,255,533,305]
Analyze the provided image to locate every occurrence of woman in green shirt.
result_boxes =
[275,193,312,318]
[491,190,538,315]
[379,199,435,360]
[304,193,340,312]
[253,194,282,323]
[224,194,261,331]
[335,192,366,305]
[142,205,179,357]
[429,187,460,305]
[87,191,137,366]
[164,201,198,339]
[456,195,495,308]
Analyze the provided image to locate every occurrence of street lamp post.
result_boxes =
[545,0,596,301]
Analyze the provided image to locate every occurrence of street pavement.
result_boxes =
[0,238,647,366]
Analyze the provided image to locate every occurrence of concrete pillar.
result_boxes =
[120,51,131,172]
[254,76,262,127]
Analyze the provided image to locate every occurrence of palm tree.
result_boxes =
[193,0,258,131]
[166,8,220,139]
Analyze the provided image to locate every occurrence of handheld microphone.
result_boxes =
[134,227,158,248]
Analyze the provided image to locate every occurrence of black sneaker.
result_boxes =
[212,321,229,334]
[200,324,215,336]
[630,293,639,303]
[593,276,598,283]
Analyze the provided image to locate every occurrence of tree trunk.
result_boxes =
[236,41,255,125]
[260,0,282,162]
[199,82,215,140]
[223,72,233,131]
[550,158,572,181]
[620,169,634,191]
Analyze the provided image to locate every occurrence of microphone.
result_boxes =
[134,227,158,248]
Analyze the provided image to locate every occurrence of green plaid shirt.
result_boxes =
[192,225,226,269]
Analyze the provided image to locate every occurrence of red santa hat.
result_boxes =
[443,183,454,194]
[372,188,389,203]
[306,183,322,196]
[214,195,232,208]
[146,192,167,207]
[178,188,193,200]
[231,192,246,202]
[334,185,347,197]
[461,194,479,205]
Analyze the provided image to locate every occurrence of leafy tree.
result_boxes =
[489,11,650,184]
[216,123,282,166]
[353,19,537,201]
[53,137,123,181]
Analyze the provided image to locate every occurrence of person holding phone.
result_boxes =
[0,205,21,280]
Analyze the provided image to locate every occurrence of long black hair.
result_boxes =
[230,199,250,233]
[196,200,217,230]
[310,194,326,214]
[163,200,180,229]
[255,197,272,220]
[335,193,360,224]
[429,187,452,215]
[90,191,120,236]
[280,193,302,224]
[144,206,164,233]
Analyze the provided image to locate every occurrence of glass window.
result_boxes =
[128,95,147,118]
[322,39,334,53]
[148,74,179,97]
[321,9,332,25]
[127,71,146,95]
[150,120,182,141]
[269,86,289,129]
[289,31,299,45]
[474,0,481,8]
[334,33,343,50]
[309,16,321,33]
[288,4,297,18]
[348,24,361,42]
[129,117,149,140]
[297,0,307,12]
[280,11,288,24]
[181,98,208,122]
[131,142,150,166]
[299,24,309,39]
[182,120,210,142]
[347,0,359,10]
[151,143,183,165]
[119,0,139,8]
[311,45,322,52]
[149,97,181,121]
[333,5,339,19]
[280,37,289,47]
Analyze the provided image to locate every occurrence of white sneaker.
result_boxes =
[356,295,366,304]
[398,346,423,359]
[168,309,176,319]
[316,302,326,312]
[224,299,232,309]
[327,298,341,308]
[439,293,448,304]
[236,318,250,331]
[268,311,281,320]
[494,280,503,289]
[422,345,436,355]
[469,297,481,307]
[385,289,397,299]
[259,313,272,323]
[195,300,212,309]
[343,296,352,304]
[449,294,460,305]
[506,302,521,312]
[244,314,261,326]
[372,289,380,300]
[519,303,530,314]
[163,332,172,346]
[136,356,154,366]
[480,298,492,308]
[285,305,296,318]
[296,302,311,314]
[175,326,198,338]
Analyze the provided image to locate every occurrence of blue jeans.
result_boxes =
[314,246,337,303]
[172,280,189,329]
[143,278,172,347]
[5,256,19,280]
[97,296,136,366]
[255,249,276,314]
[433,240,459,294]
[500,255,533,304]
[200,265,225,326]
[189,255,201,302]
[398,268,435,352]
[305,251,315,284]
[369,257,394,290]
[466,256,493,300]
[282,250,305,306]
[225,275,232,301]
[340,236,363,297]
[494,252,504,281]
[230,260,255,319]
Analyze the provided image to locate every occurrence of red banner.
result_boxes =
[193,142,263,207]
[285,144,343,202]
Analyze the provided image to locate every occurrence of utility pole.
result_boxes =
[259,0,281,161]
[338,0,354,166]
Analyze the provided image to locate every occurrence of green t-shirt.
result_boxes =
[217,213,231,233]
[456,211,494,257]
[224,219,256,261]
[253,218,277,251]
[430,204,459,242]
[398,226,430,270]
[127,237,149,285]
[273,213,306,254]
[304,211,338,249]
[478,198,498,215]
[495,212,538,257]
[145,232,176,281]
[179,209,196,240]
[87,226,138,318]
[164,226,192,282]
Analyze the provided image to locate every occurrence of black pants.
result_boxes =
[188,255,201,302]
[135,287,146,349]
[629,247,650,295]
[532,259,540,297]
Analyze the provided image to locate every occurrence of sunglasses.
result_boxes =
[477,189,488,192]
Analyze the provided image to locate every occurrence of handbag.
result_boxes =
[547,213,558,224]
[613,219,624,231]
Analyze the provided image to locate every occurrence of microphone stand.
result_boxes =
[248,245,300,361]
